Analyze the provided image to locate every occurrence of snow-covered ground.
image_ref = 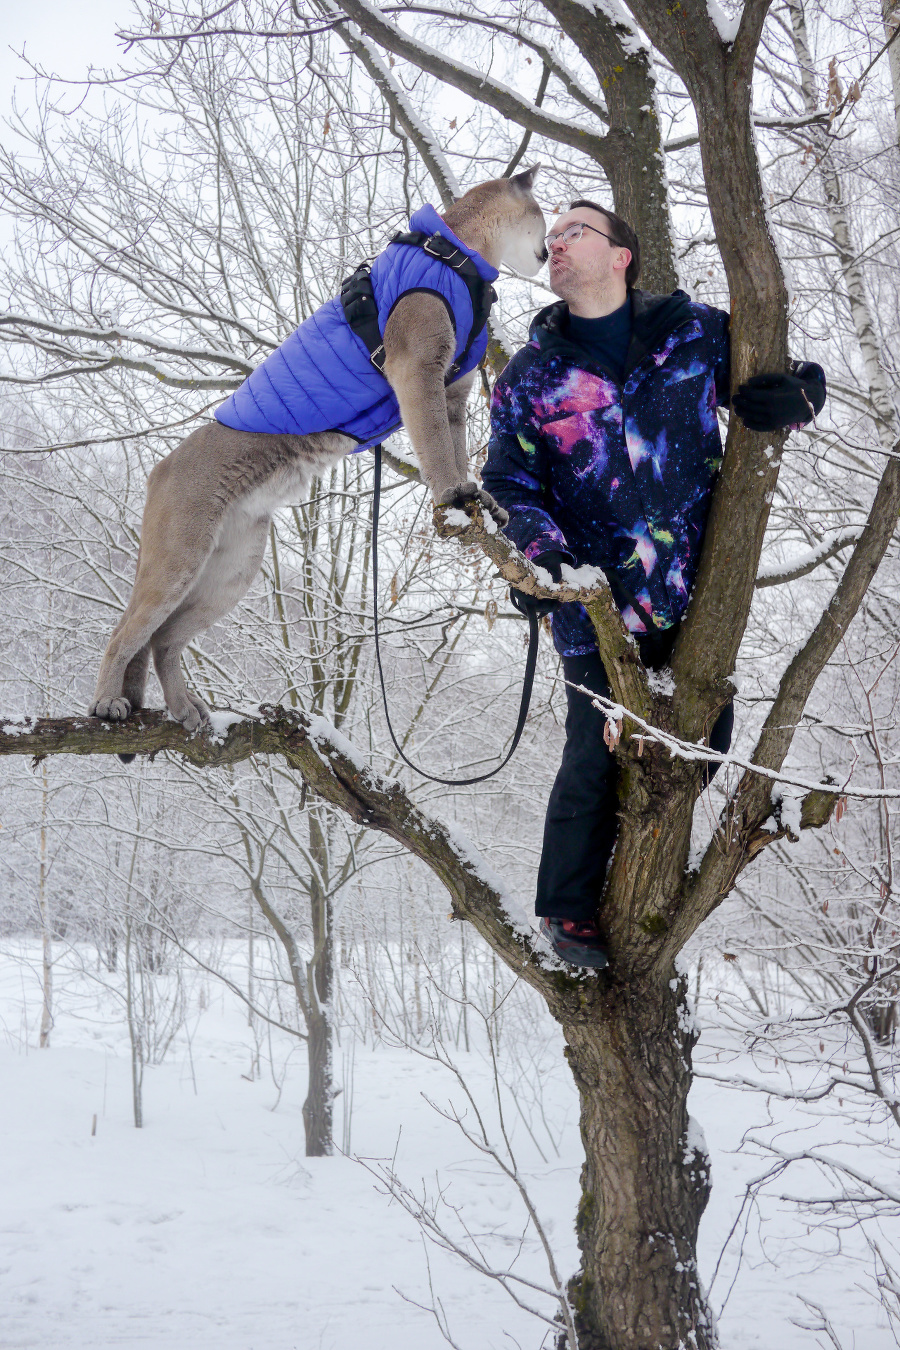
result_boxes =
[0,944,894,1350]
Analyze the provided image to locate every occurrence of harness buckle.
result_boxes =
[370,344,387,373]
[423,235,466,268]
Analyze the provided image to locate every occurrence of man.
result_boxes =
[482,201,826,968]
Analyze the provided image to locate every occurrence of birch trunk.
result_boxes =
[882,0,900,146]
[788,0,899,442]
[38,761,52,1050]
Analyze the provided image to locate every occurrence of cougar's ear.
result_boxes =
[509,164,541,193]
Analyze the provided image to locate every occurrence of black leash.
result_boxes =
[371,443,540,786]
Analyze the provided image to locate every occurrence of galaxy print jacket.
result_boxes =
[482,289,826,657]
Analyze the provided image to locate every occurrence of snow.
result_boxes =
[0,945,895,1349]
[0,715,33,735]
[441,507,472,529]
[206,709,246,739]
[560,560,607,590]
[684,1114,709,1164]
[773,786,804,838]
[647,667,676,697]
[756,527,862,583]
[705,0,740,46]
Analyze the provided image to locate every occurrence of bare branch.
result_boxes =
[0,705,584,1008]
[755,527,863,588]
[331,0,612,167]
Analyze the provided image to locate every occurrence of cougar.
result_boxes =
[90,168,546,731]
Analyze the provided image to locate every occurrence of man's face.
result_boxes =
[546,208,631,306]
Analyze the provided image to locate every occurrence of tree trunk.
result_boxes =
[38,762,53,1049]
[303,1004,333,1155]
[539,0,679,295]
[303,807,335,1156]
[563,974,712,1350]
[125,916,145,1129]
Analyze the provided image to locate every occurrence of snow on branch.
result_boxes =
[326,2,460,206]
[0,315,258,373]
[386,3,609,123]
[755,527,863,588]
[433,497,650,714]
[0,705,587,1004]
[335,0,612,166]
[562,678,882,809]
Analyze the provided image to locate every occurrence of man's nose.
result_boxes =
[549,237,567,254]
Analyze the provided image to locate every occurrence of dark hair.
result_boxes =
[569,199,641,288]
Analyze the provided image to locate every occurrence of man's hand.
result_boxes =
[510,550,567,618]
[732,370,826,432]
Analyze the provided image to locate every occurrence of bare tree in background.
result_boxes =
[3,0,900,1343]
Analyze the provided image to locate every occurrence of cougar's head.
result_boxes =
[496,165,548,276]
[447,167,547,275]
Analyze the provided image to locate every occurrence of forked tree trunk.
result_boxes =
[564,976,711,1349]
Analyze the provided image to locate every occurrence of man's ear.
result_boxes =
[509,165,541,193]
[613,247,632,274]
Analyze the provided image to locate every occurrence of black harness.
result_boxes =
[340,230,497,380]
[342,230,539,788]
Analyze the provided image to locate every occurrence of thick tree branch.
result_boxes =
[319,0,460,206]
[755,527,862,587]
[330,0,612,167]
[536,0,678,291]
[0,705,595,1009]
[384,3,609,124]
[752,450,900,775]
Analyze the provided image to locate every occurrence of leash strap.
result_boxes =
[371,443,539,786]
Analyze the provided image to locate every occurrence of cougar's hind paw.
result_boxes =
[90,697,132,722]
[438,482,509,527]
[174,697,210,732]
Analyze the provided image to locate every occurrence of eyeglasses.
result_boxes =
[544,221,617,249]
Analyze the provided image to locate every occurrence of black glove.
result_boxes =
[510,550,567,619]
[731,369,826,432]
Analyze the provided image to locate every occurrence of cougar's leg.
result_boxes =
[90,566,215,722]
[445,370,477,485]
[382,294,458,499]
[150,507,271,730]
[383,296,506,523]
[90,430,237,721]
[121,646,151,710]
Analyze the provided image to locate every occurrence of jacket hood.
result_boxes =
[528,287,696,367]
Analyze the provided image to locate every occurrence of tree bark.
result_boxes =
[334,0,678,293]
[537,0,678,293]
[303,807,335,1157]
[564,976,711,1350]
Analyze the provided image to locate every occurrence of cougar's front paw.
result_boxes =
[438,482,509,527]
[90,697,132,722]
[173,697,210,733]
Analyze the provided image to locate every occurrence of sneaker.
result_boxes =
[539,917,609,969]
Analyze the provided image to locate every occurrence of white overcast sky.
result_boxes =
[1,0,129,140]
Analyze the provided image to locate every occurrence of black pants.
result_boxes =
[535,639,734,922]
